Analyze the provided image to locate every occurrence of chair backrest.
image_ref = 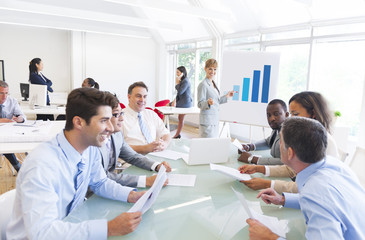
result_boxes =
[154,99,170,107]
[145,107,154,111]
[0,189,16,240]
[349,146,365,188]
[119,103,126,109]
[154,109,164,120]
[337,147,349,163]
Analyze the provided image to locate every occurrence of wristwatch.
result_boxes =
[247,155,254,164]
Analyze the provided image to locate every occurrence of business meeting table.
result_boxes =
[65,139,306,240]
[155,106,200,131]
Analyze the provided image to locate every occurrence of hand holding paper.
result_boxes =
[210,163,251,181]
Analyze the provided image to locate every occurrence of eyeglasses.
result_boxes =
[112,112,124,118]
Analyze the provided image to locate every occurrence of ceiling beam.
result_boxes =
[104,0,232,22]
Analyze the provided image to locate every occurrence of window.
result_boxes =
[309,39,365,137]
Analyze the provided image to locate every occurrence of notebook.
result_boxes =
[182,138,231,165]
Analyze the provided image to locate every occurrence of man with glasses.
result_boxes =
[0,80,26,172]
[99,101,171,188]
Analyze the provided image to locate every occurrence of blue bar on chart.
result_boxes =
[232,85,240,101]
[261,65,271,103]
[251,70,260,103]
[242,78,250,102]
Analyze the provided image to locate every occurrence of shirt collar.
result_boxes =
[125,105,144,118]
[296,158,326,191]
[204,78,212,86]
[56,130,88,165]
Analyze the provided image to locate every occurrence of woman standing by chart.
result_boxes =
[197,59,234,138]
[172,66,192,139]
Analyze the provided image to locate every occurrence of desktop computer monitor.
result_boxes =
[20,83,29,101]
[29,84,47,106]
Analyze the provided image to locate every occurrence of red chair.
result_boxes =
[119,103,126,109]
[145,107,154,111]
[154,99,170,120]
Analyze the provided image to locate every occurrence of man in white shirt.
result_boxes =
[0,80,26,172]
[122,81,171,154]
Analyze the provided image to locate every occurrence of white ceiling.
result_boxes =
[1,0,365,43]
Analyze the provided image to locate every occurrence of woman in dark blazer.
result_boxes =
[172,66,192,139]
[29,58,53,105]
[29,58,54,120]
[197,59,234,138]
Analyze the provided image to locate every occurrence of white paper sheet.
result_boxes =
[232,188,288,238]
[167,173,196,187]
[232,138,244,150]
[148,149,188,161]
[128,165,167,214]
[0,121,53,143]
[210,163,251,181]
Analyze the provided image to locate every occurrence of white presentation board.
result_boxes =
[219,51,280,127]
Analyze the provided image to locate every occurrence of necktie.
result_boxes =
[69,158,86,213]
[0,105,5,118]
[106,137,114,169]
[269,130,278,148]
[138,112,153,143]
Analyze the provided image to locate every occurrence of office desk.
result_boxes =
[0,121,65,154]
[155,107,200,131]
[65,140,306,239]
[20,104,65,120]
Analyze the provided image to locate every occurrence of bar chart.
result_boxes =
[232,65,271,103]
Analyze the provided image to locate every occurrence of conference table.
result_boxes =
[155,106,200,131]
[20,104,66,120]
[65,139,306,239]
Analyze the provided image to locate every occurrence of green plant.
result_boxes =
[334,111,341,117]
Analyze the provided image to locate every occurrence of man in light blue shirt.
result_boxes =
[247,117,365,239]
[7,88,145,239]
[0,80,26,172]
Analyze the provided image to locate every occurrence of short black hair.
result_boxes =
[65,88,119,131]
[282,117,327,164]
[128,81,148,95]
[268,99,287,112]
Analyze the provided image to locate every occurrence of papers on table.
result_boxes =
[210,163,251,181]
[148,149,188,161]
[232,188,288,238]
[232,138,244,150]
[0,121,54,143]
[128,165,167,214]
[167,173,196,187]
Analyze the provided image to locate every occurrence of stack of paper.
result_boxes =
[128,165,167,214]
[232,188,288,238]
[148,149,188,161]
[167,173,196,187]
[0,121,53,143]
[210,163,251,181]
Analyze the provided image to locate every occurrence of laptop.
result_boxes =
[182,138,231,165]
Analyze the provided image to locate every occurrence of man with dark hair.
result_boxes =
[246,117,365,239]
[238,99,289,165]
[0,80,26,172]
[122,81,171,154]
[100,99,171,188]
[7,88,145,239]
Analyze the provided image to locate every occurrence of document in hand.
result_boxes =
[232,188,288,238]
[232,138,243,150]
[210,163,251,181]
[128,165,167,214]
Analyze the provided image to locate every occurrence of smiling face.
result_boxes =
[82,106,114,147]
[205,66,217,80]
[110,105,123,134]
[266,103,288,130]
[128,86,148,113]
[289,100,313,119]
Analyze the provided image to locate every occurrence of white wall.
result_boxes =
[0,24,71,97]
[78,33,158,106]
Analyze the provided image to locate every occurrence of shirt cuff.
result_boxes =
[264,166,270,176]
[151,162,160,172]
[137,176,146,188]
[271,180,275,189]
[88,219,108,240]
[283,193,300,209]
